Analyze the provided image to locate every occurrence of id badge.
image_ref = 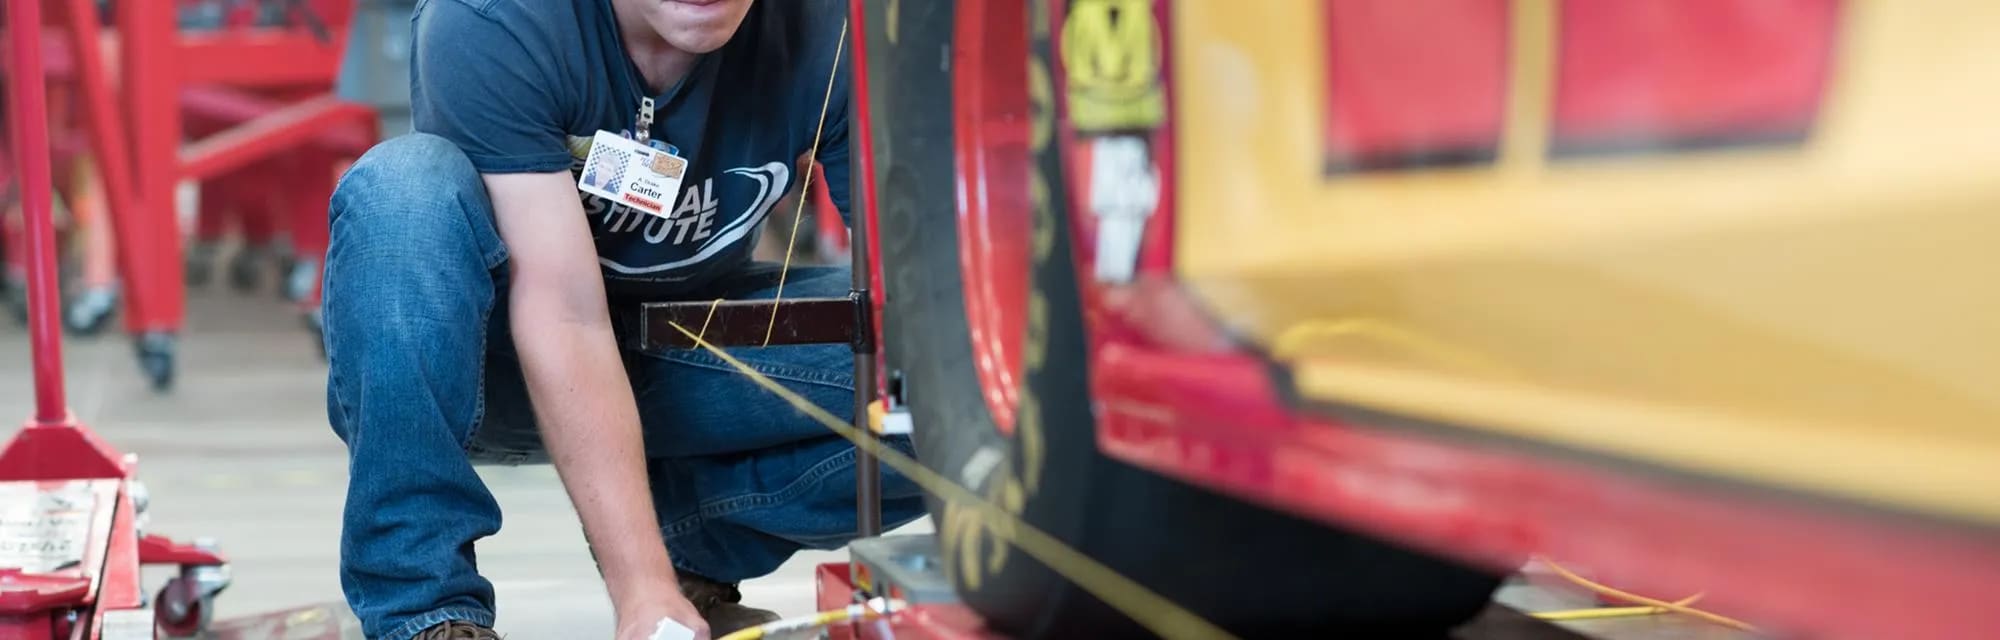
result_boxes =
[577,130,687,218]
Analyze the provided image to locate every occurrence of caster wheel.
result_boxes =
[274,240,301,300]
[3,288,25,327]
[283,258,318,303]
[135,332,177,392]
[185,243,219,287]
[227,248,265,294]
[154,576,214,638]
[64,287,118,336]
[304,307,327,362]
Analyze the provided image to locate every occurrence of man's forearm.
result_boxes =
[509,297,677,606]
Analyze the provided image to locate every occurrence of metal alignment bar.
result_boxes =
[637,297,859,349]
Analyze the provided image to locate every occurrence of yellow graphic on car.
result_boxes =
[1061,0,1165,132]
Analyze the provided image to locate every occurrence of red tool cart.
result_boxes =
[3,0,376,390]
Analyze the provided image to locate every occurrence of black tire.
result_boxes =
[866,1,1504,637]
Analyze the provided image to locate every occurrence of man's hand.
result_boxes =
[615,594,710,640]
[484,171,693,632]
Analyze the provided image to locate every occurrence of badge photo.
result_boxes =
[582,144,629,193]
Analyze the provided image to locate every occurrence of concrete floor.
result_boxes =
[0,286,884,637]
[1,283,1755,639]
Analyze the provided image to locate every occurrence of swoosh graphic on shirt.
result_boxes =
[599,161,791,275]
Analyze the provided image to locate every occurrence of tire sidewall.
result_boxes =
[868,0,1100,629]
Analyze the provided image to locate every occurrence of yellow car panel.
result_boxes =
[1170,0,2000,524]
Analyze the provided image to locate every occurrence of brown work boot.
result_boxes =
[415,620,501,640]
[679,573,781,635]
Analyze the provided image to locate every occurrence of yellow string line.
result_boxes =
[694,297,727,345]
[716,601,891,640]
[763,18,850,347]
[1500,0,1555,175]
[1535,604,1688,622]
[1534,557,1756,631]
[1532,592,1705,622]
[668,320,1237,640]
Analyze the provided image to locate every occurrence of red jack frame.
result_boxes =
[2,1,234,637]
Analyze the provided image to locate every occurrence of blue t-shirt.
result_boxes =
[410,0,849,296]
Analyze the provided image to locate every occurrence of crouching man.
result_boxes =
[321,1,922,638]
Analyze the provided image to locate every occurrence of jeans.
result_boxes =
[323,134,923,640]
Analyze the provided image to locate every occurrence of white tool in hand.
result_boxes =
[648,617,699,640]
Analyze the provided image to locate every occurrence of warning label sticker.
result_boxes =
[0,482,96,573]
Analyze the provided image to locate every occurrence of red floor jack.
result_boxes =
[0,0,231,637]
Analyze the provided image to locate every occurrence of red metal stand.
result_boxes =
[10,0,379,389]
[116,0,185,340]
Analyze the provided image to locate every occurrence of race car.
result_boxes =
[857,1,2000,637]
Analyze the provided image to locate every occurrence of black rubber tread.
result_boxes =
[865,1,1505,636]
